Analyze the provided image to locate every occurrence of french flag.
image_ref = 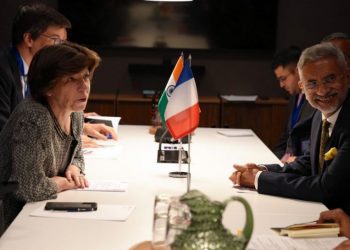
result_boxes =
[162,56,200,140]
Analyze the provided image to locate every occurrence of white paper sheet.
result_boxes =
[221,95,258,102]
[246,235,346,250]
[83,144,122,159]
[77,180,128,192]
[217,130,254,137]
[232,185,257,194]
[93,139,119,147]
[30,204,135,221]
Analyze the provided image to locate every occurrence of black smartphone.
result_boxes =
[45,202,97,212]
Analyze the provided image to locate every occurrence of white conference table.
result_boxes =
[0,125,334,250]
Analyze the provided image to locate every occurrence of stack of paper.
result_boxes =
[77,180,128,192]
[83,143,122,160]
[272,222,340,238]
[247,235,346,250]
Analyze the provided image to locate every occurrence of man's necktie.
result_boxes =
[319,119,330,172]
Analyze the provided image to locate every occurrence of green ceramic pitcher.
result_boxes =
[152,190,253,250]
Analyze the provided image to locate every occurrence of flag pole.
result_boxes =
[187,54,193,192]
[187,134,191,192]
[178,139,183,173]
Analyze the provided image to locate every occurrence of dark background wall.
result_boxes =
[1,0,349,97]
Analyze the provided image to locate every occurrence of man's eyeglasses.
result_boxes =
[40,34,64,45]
[304,74,344,90]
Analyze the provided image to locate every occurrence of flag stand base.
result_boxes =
[169,171,189,178]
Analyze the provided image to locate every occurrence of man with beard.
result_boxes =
[230,43,350,214]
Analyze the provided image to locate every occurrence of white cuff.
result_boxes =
[254,171,263,190]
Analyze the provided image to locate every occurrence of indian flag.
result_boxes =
[158,55,200,140]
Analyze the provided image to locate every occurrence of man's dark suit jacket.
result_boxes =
[273,94,315,158]
[259,92,350,214]
[0,48,23,131]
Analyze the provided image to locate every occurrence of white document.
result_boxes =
[83,144,122,160]
[232,185,257,194]
[30,204,135,221]
[217,130,254,137]
[93,139,119,147]
[77,180,128,192]
[221,95,258,102]
[246,235,346,250]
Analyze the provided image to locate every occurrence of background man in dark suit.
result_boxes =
[271,46,314,163]
[0,4,116,143]
[322,32,350,69]
[230,42,350,215]
[0,3,70,131]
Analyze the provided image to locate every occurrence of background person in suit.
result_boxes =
[0,3,70,131]
[322,32,350,68]
[0,3,116,144]
[271,46,315,163]
[229,43,350,215]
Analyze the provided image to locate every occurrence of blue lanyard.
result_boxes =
[291,94,304,128]
[11,46,29,97]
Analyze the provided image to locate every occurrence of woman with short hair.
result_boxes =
[0,41,101,227]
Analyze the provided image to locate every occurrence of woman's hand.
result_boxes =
[51,176,77,192]
[51,164,89,192]
[81,134,99,148]
[65,164,89,188]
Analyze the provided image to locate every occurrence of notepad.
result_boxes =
[77,180,128,192]
[272,222,340,238]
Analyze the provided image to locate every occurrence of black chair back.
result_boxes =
[0,181,18,237]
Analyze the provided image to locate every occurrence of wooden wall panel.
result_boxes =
[85,94,116,116]
[220,98,288,147]
[85,94,288,148]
